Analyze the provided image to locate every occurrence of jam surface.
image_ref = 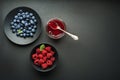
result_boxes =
[46,19,66,39]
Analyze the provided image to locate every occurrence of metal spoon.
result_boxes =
[48,22,79,40]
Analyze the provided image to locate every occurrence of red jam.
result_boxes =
[46,18,66,39]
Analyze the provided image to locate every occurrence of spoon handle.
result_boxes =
[58,27,79,40]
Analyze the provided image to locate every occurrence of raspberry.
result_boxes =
[41,63,48,69]
[38,59,44,65]
[38,54,43,59]
[47,53,52,59]
[49,53,53,57]
[36,48,40,54]
[45,46,51,52]
[34,59,39,66]
[46,60,53,66]
[51,57,55,62]
[50,51,55,55]
[42,50,47,56]
[43,56,47,62]
[32,53,38,60]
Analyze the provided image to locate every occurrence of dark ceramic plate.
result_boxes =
[4,7,42,45]
[30,43,58,72]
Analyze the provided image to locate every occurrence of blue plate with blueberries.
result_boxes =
[4,7,42,45]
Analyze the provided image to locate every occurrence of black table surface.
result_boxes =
[0,0,120,80]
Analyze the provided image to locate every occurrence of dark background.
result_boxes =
[0,0,120,80]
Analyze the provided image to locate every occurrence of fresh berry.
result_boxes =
[46,60,53,66]
[32,44,56,70]
[41,63,48,69]
[45,46,51,52]
[36,48,40,54]
[51,57,55,62]
[10,10,37,38]
[43,56,47,62]
[32,53,38,60]
[34,59,39,66]
[38,59,44,64]
[49,52,53,57]
[50,51,55,55]
[38,54,43,59]
[30,33,33,37]
[47,53,52,59]
[31,29,35,33]
[42,50,47,56]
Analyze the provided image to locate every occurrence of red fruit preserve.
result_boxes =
[46,18,66,39]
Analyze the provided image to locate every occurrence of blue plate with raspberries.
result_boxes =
[30,43,58,72]
[4,7,42,45]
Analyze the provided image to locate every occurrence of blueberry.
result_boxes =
[13,19,17,22]
[22,12,25,15]
[26,15,30,18]
[20,27,23,30]
[12,29,16,33]
[15,27,18,30]
[17,13,21,16]
[31,29,35,33]
[16,24,20,29]
[30,20,34,24]
[30,33,33,37]
[22,14,26,18]
[33,25,37,29]
[28,27,32,30]
[14,15,18,19]
[19,16,23,20]
[10,22,14,25]
[19,9,23,13]
[16,19,20,23]
[26,30,30,33]
[25,22,28,26]
[30,25,34,28]
[21,20,25,24]
[31,16,35,19]
[23,33,26,37]
[23,29,26,33]
[26,33,30,37]
[34,19,37,23]
[20,33,23,37]
[29,13,33,16]
[28,23,31,26]
[20,26,22,28]
[11,25,15,29]
[25,12,29,15]
[18,24,20,27]
[26,18,29,21]
[16,33,20,36]
[14,23,17,26]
